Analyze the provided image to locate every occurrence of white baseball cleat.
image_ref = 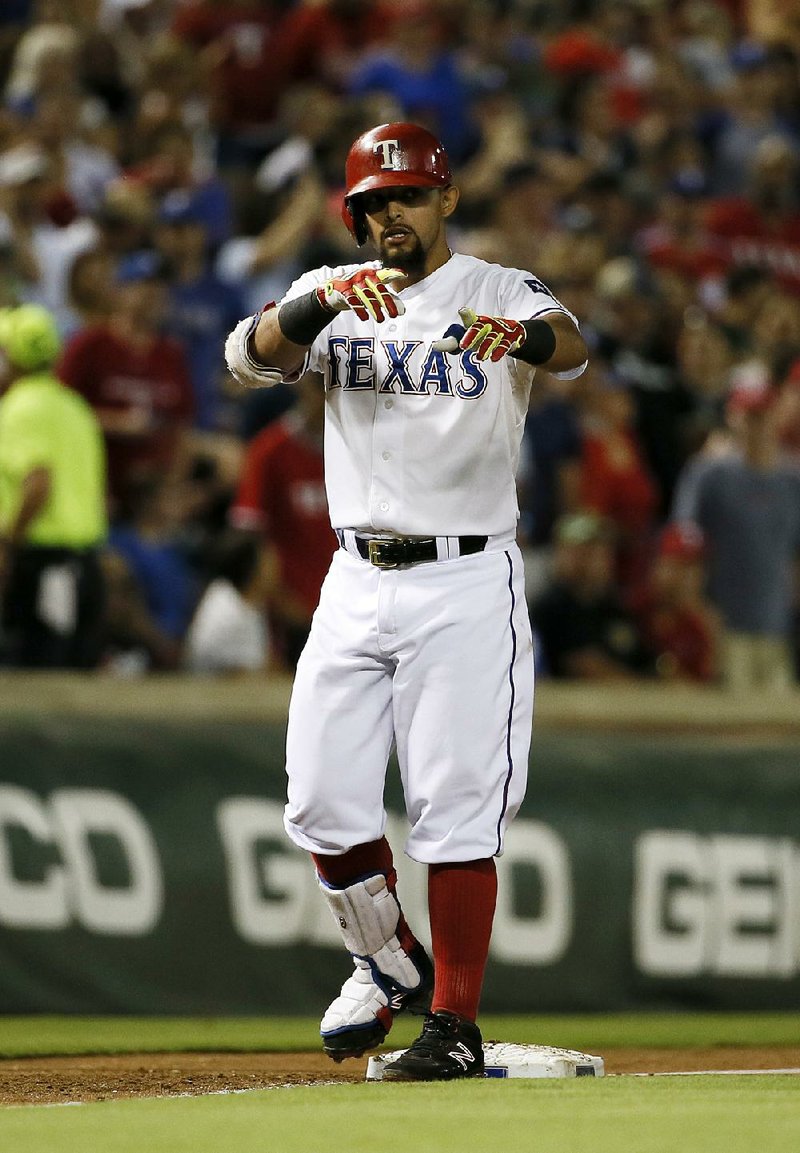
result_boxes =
[321,944,433,1061]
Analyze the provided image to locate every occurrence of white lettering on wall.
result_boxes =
[491,821,573,965]
[0,786,69,929]
[217,797,315,945]
[0,786,163,935]
[633,831,799,978]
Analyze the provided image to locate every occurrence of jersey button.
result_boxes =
[379,501,389,512]
[384,399,394,409]
[382,451,391,461]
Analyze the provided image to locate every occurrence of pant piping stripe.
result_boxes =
[496,550,517,854]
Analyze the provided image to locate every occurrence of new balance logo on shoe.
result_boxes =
[447,1042,477,1071]
[382,1010,485,1081]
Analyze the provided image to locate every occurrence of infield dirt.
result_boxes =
[1,1047,798,1106]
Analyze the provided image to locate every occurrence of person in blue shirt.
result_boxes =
[155,189,246,433]
[107,473,198,650]
[346,5,480,165]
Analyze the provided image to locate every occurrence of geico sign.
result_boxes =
[0,786,163,934]
[633,831,799,978]
[217,798,572,964]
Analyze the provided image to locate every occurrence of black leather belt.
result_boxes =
[353,535,488,569]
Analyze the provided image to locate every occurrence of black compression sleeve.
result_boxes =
[509,318,557,366]
[278,290,334,346]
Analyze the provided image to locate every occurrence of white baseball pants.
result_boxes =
[283,541,534,864]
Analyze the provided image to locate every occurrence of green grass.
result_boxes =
[2,1015,798,1152]
[1,1077,798,1153]
[1,1012,798,1058]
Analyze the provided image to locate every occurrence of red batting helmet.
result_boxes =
[341,123,452,246]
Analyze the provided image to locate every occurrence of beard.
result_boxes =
[379,232,426,276]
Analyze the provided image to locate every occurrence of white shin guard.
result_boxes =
[318,872,423,993]
[318,872,431,1048]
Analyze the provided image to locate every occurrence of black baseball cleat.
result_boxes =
[321,944,434,1061]
[381,1010,485,1081]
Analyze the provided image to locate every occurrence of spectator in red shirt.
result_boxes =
[637,171,726,284]
[169,0,286,169]
[576,361,660,595]
[629,521,719,682]
[705,134,800,293]
[276,0,388,91]
[58,249,195,519]
[229,371,337,668]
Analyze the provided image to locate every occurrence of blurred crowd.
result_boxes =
[0,0,799,689]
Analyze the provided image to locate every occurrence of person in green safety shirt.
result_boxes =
[0,304,108,668]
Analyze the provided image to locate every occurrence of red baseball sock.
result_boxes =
[428,859,497,1022]
[312,838,417,952]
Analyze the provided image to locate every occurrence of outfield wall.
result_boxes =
[1,674,799,1013]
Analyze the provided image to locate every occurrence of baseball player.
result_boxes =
[225,123,588,1080]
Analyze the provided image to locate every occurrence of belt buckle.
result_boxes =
[367,539,398,568]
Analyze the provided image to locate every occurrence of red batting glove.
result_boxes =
[457,307,525,362]
[316,266,406,323]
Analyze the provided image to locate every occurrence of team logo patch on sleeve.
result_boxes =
[525,277,557,299]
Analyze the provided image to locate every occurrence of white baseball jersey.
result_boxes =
[280,252,580,536]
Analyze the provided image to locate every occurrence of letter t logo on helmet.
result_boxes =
[341,123,452,247]
[374,139,401,170]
